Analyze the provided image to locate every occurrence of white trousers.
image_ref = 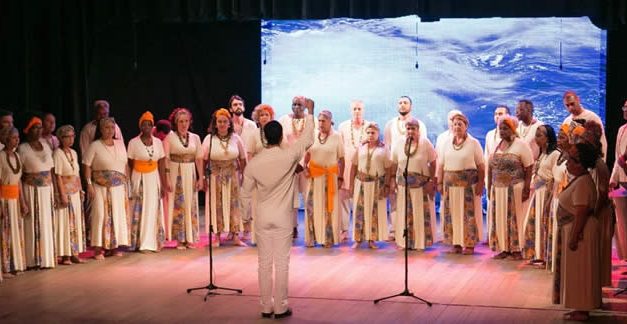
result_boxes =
[256,228,292,314]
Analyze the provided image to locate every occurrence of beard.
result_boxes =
[233,110,244,116]
[399,110,409,117]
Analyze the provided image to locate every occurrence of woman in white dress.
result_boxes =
[19,116,56,269]
[488,116,533,260]
[128,111,166,252]
[83,117,129,259]
[164,108,204,249]
[203,108,247,247]
[437,113,484,255]
[521,125,560,265]
[349,122,390,249]
[391,117,436,250]
[53,125,86,265]
[304,110,344,248]
[0,127,27,277]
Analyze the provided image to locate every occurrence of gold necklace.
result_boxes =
[5,150,21,174]
[218,134,231,154]
[396,117,407,136]
[350,121,364,148]
[365,144,377,174]
[318,132,329,145]
[452,136,467,151]
[292,117,305,137]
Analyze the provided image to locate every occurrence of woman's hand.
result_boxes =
[87,184,95,201]
[195,179,205,192]
[474,182,484,196]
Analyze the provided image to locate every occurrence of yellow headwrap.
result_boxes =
[139,111,154,128]
[23,117,42,134]
[215,108,231,119]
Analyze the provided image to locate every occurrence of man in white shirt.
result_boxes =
[278,96,313,238]
[384,96,427,150]
[228,94,258,236]
[337,100,368,240]
[562,90,607,159]
[79,100,124,156]
[515,99,543,158]
[241,102,314,319]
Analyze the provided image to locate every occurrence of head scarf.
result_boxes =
[139,111,154,128]
[23,116,42,134]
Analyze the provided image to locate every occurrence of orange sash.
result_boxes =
[308,160,338,213]
[133,160,158,173]
[0,185,19,199]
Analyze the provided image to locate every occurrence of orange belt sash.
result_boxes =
[134,160,158,173]
[0,185,19,199]
[308,160,338,213]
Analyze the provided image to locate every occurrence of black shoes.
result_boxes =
[274,308,293,319]
[261,312,273,318]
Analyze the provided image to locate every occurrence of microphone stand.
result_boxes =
[187,132,242,300]
[374,136,432,306]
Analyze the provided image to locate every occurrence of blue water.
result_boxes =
[261,16,606,147]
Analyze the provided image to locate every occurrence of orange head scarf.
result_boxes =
[23,116,42,134]
[138,111,154,128]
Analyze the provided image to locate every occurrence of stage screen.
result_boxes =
[261,16,606,146]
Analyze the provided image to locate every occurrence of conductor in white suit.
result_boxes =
[241,103,315,319]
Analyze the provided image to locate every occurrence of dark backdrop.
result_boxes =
[0,0,626,164]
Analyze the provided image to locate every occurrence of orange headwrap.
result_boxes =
[139,111,154,128]
[500,116,518,135]
[215,108,231,119]
[23,117,42,134]
[559,123,570,135]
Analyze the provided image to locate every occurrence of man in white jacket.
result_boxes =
[241,102,315,319]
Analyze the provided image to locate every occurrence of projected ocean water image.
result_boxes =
[261,16,606,146]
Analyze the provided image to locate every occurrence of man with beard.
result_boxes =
[79,100,124,155]
[384,96,427,150]
[562,90,607,159]
[383,96,427,239]
[515,99,543,158]
[278,96,315,238]
[228,95,258,239]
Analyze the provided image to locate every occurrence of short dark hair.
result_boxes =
[518,99,534,113]
[400,96,412,104]
[264,120,283,145]
[228,95,244,107]
[495,104,510,114]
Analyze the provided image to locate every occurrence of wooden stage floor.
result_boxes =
[2,219,627,323]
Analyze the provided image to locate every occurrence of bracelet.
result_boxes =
[86,179,92,185]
